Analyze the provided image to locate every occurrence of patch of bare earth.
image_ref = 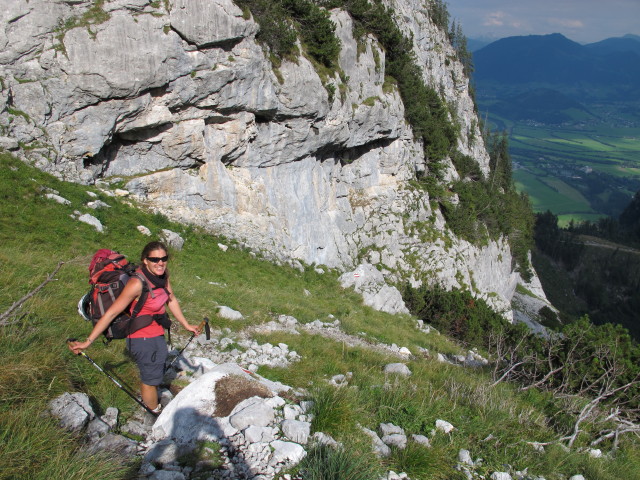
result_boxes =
[213,375,273,417]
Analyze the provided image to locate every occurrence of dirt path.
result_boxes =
[576,235,640,255]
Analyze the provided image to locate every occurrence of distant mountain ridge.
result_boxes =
[472,33,640,101]
[585,35,640,56]
[490,88,593,124]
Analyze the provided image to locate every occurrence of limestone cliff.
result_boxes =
[0,0,539,317]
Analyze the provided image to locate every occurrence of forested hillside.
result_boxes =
[533,196,640,340]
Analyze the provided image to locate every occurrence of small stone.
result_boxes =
[269,440,307,465]
[0,136,19,150]
[264,396,286,409]
[143,439,182,466]
[87,433,138,458]
[283,404,302,420]
[435,419,455,433]
[149,470,186,480]
[45,193,71,205]
[121,419,152,438]
[330,374,348,386]
[281,419,311,444]
[383,363,412,376]
[101,407,119,429]
[229,399,275,430]
[311,432,339,448]
[160,229,184,250]
[360,426,391,457]
[490,473,513,480]
[137,225,152,236]
[411,434,430,447]
[48,392,94,432]
[381,434,407,449]
[588,448,603,458]
[86,417,110,440]
[244,426,275,444]
[139,463,156,476]
[300,401,314,413]
[217,306,244,321]
[77,213,104,232]
[380,423,404,436]
[458,449,473,466]
[86,199,110,209]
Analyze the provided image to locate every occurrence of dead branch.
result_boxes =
[0,261,64,326]
[491,360,527,387]
[520,363,564,392]
[566,376,640,448]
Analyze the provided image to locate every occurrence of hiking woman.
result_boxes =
[69,241,200,413]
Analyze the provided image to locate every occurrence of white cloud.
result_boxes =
[484,11,506,27]
[483,10,528,29]
[448,0,639,43]
[548,18,585,29]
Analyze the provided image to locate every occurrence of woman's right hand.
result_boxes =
[68,339,92,355]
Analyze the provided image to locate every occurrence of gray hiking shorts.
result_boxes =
[126,336,168,386]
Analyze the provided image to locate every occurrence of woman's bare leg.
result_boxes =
[141,383,158,409]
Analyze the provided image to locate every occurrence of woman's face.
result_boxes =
[143,248,169,276]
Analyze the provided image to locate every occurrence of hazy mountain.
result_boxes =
[472,33,640,101]
[585,34,640,56]
[490,88,593,124]
[467,37,492,52]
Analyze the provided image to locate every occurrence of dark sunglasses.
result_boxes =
[146,255,169,263]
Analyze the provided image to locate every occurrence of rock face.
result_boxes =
[0,0,533,316]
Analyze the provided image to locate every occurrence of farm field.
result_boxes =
[482,107,640,221]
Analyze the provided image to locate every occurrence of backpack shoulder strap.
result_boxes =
[130,272,151,319]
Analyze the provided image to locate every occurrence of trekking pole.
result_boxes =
[67,339,158,416]
[165,317,211,372]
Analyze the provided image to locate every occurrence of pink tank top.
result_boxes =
[128,279,169,338]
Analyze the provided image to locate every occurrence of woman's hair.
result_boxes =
[140,241,169,261]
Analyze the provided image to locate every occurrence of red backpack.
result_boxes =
[78,249,155,341]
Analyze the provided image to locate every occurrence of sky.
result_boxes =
[445,0,640,44]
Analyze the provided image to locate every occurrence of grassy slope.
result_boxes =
[1,152,638,479]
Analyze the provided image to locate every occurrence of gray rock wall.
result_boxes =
[0,0,526,315]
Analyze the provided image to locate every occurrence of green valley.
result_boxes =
[472,33,640,223]
[479,103,640,224]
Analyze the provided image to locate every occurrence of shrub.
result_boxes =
[402,283,509,346]
[538,305,560,329]
[235,0,340,68]
[235,0,298,59]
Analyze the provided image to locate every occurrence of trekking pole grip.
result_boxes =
[203,317,211,340]
[66,338,80,353]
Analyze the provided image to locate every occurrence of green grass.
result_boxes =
[557,213,606,227]
[294,443,384,480]
[514,170,593,214]
[1,152,639,479]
